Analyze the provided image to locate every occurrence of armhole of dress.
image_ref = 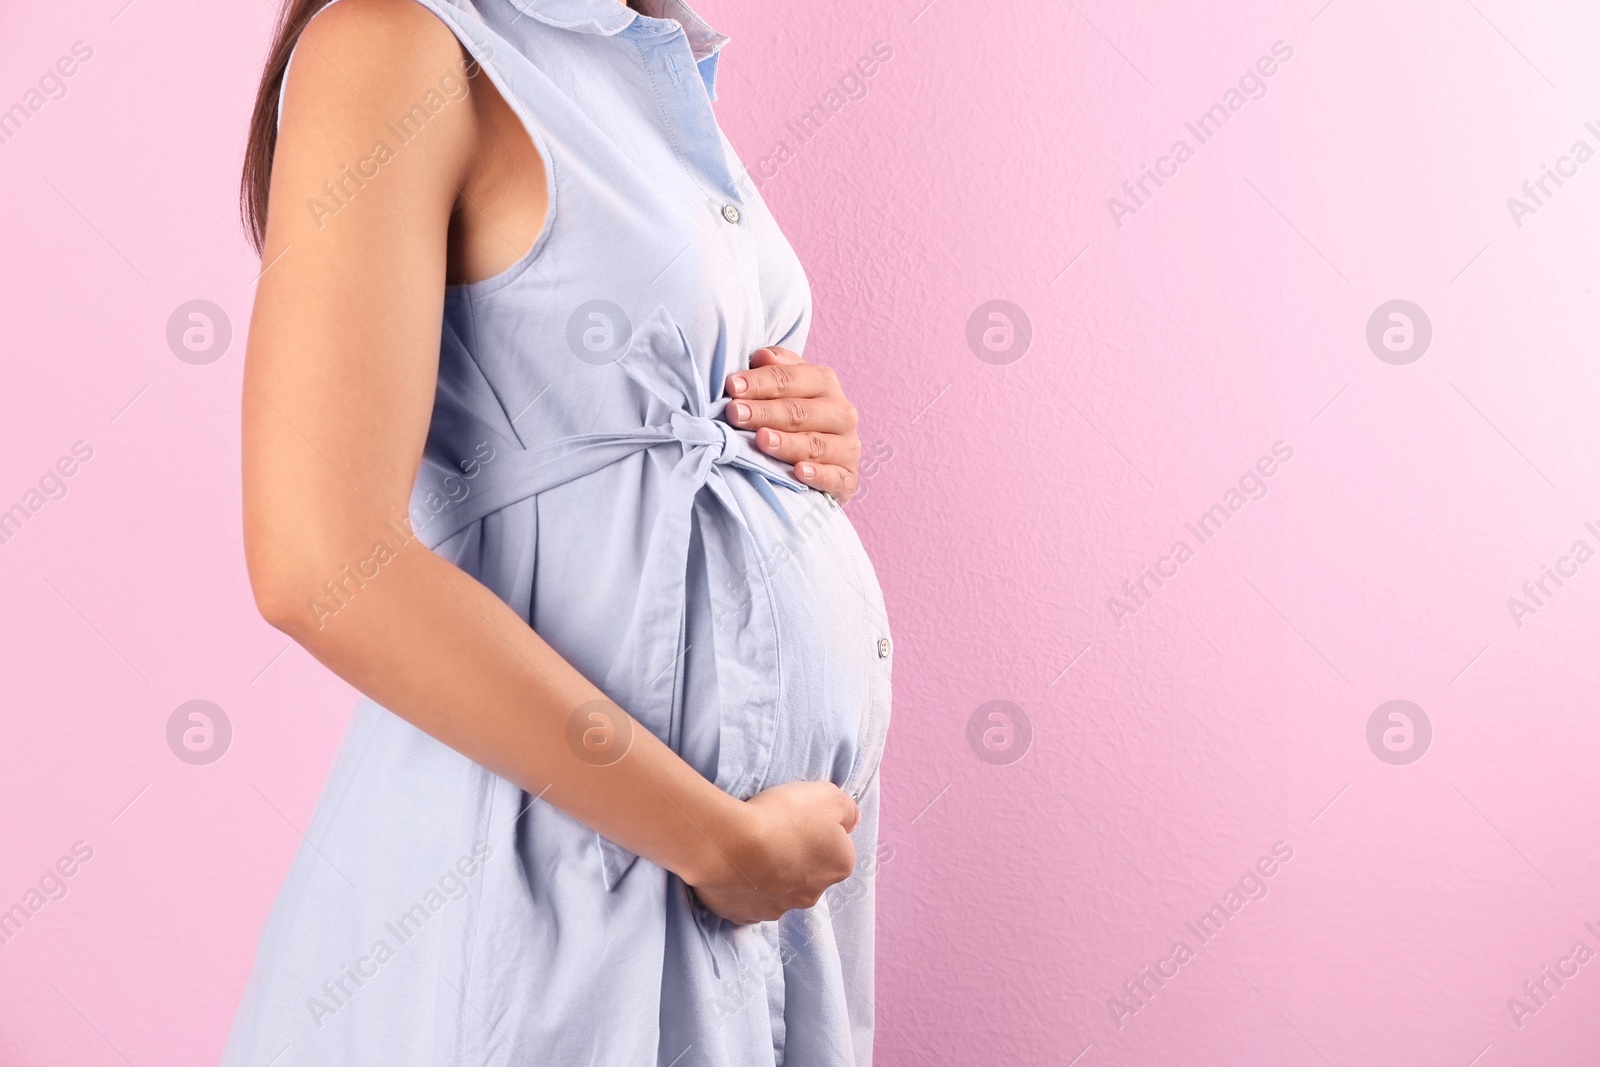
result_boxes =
[409,0,561,295]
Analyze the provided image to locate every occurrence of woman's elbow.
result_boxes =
[244,533,328,639]
[249,565,315,638]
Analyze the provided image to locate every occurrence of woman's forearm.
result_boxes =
[253,520,753,889]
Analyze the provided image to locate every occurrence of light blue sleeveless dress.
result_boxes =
[222,1,893,1064]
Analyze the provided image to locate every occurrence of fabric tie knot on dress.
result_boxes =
[669,409,741,463]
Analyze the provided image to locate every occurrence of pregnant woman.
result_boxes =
[225,0,893,1064]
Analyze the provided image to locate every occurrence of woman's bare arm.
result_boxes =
[243,0,857,921]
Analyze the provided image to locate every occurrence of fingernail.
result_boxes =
[732,402,750,422]
[728,375,748,395]
[799,463,815,479]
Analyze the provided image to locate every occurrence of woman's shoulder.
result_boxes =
[284,0,476,135]
[296,0,463,70]
[277,0,480,185]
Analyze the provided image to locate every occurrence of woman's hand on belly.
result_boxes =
[725,347,864,502]
[688,780,861,925]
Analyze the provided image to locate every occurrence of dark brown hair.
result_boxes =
[241,0,337,254]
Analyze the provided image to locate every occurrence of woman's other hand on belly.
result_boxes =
[725,347,863,503]
[688,780,861,925]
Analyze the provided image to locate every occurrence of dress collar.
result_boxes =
[507,0,729,62]
[630,0,729,62]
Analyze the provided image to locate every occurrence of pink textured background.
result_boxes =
[3,0,1599,1064]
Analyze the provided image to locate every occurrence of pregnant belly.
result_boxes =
[514,454,891,806]
[725,478,893,801]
